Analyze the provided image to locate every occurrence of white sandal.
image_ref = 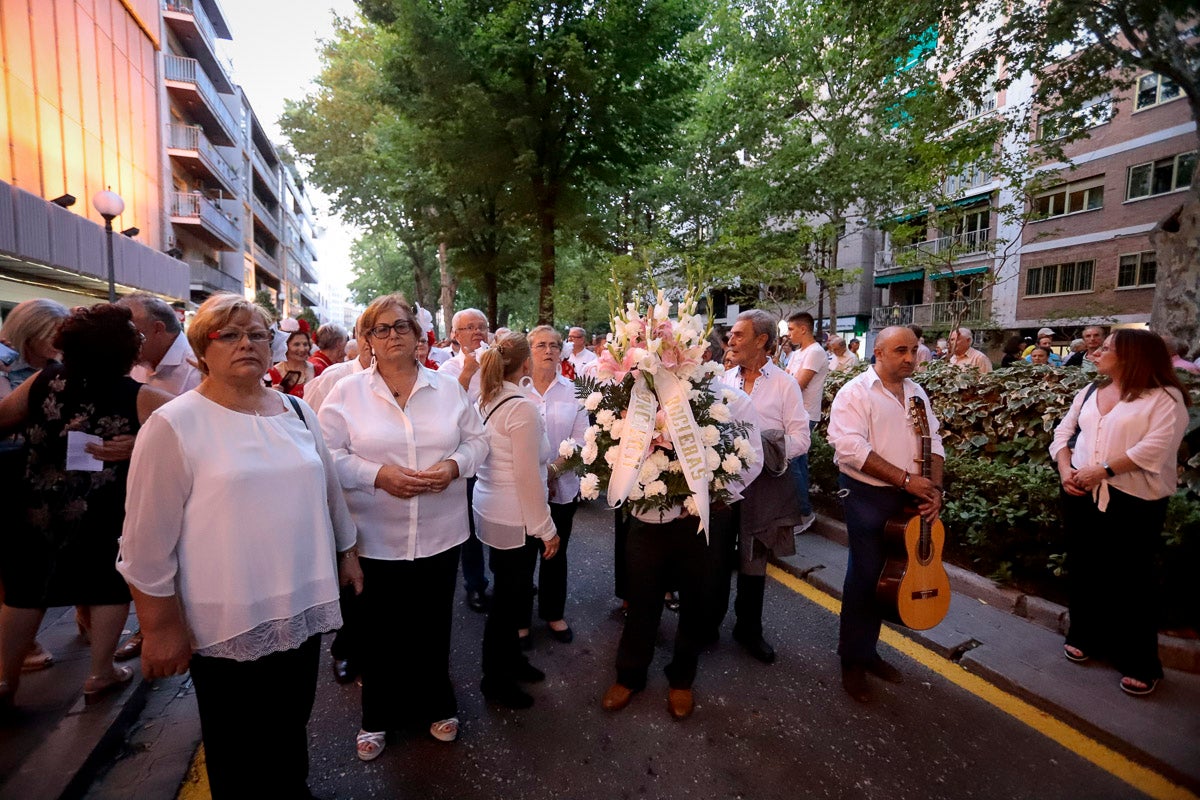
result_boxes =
[430,717,459,742]
[356,729,386,762]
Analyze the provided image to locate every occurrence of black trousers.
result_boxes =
[615,516,712,691]
[461,478,490,593]
[190,634,321,800]
[522,501,578,625]
[482,538,541,686]
[360,547,460,731]
[703,503,739,639]
[1062,487,1166,682]
[613,508,630,600]
[838,474,908,667]
[329,583,362,665]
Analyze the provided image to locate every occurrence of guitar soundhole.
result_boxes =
[911,589,940,600]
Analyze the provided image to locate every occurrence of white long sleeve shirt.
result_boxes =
[720,361,810,460]
[317,365,488,560]
[474,384,557,548]
[437,346,487,403]
[1050,384,1187,506]
[530,374,589,503]
[827,366,945,487]
[118,391,356,659]
[303,357,366,411]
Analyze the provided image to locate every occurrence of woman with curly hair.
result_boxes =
[0,304,173,710]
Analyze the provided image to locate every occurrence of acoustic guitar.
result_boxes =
[875,395,951,630]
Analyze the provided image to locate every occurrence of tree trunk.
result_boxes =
[484,270,499,331]
[537,205,556,325]
[1149,194,1200,349]
[827,234,840,334]
[437,241,456,339]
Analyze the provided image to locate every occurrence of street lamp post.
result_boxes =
[92,190,125,302]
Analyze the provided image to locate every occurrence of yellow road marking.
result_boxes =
[767,564,1199,800]
[176,744,208,800]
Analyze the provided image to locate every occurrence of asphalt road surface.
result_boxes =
[299,501,1145,800]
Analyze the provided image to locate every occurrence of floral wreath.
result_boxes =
[560,286,757,534]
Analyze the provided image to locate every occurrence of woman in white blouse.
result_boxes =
[118,293,362,799]
[521,326,588,647]
[317,294,487,761]
[1050,329,1189,697]
[474,333,560,708]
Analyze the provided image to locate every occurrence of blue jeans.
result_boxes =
[788,421,818,517]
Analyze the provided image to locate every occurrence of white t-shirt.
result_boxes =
[786,341,828,423]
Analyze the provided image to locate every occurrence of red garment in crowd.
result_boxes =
[309,351,333,376]
[560,360,576,380]
[268,367,307,398]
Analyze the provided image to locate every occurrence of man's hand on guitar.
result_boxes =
[905,473,942,523]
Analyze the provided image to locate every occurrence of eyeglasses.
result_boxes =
[208,328,272,344]
[532,342,563,352]
[454,323,487,334]
[368,321,415,339]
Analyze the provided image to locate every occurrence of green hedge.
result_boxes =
[811,360,1200,629]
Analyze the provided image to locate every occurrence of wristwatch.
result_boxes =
[1102,462,1115,478]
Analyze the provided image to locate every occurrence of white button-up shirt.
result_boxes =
[720,361,810,460]
[949,347,993,373]
[130,333,201,396]
[529,374,588,502]
[564,344,597,374]
[303,357,366,412]
[318,365,488,560]
[827,366,945,487]
[438,346,487,403]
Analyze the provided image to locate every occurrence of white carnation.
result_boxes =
[584,392,603,411]
[688,389,701,402]
[705,447,721,470]
[584,426,598,445]
[701,425,720,446]
[628,483,645,500]
[734,436,754,460]
[580,473,600,500]
[610,419,624,441]
[582,444,599,465]
[665,459,683,473]
[638,460,662,485]
[683,495,700,516]
[721,389,740,403]
[596,409,616,429]
[722,454,743,474]
[559,438,578,458]
[709,402,732,423]
[644,480,668,497]
[605,448,618,466]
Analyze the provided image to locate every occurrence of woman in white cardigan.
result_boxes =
[474,332,560,709]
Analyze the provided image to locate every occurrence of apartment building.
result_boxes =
[0,0,323,317]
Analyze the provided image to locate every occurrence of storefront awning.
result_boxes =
[930,265,989,280]
[874,270,925,286]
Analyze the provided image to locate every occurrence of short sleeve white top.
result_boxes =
[786,341,828,422]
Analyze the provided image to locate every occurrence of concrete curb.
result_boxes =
[797,515,1200,673]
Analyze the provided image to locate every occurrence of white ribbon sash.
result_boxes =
[607,376,658,509]
[654,370,711,537]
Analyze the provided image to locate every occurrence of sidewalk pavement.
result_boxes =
[3,515,1198,798]
[775,517,1200,794]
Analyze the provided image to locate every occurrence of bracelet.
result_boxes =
[339,548,359,560]
[901,473,911,490]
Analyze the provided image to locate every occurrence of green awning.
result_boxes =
[934,191,993,212]
[874,270,925,286]
[930,265,988,280]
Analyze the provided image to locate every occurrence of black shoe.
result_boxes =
[842,665,871,703]
[514,661,545,683]
[332,658,356,684]
[732,628,776,664]
[481,680,534,709]
[466,589,492,613]
[548,626,574,644]
[867,657,903,684]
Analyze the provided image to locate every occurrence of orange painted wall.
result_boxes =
[1,0,161,247]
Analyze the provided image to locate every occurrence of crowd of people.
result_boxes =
[0,290,1195,797]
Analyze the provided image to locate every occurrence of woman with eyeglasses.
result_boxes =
[317,293,487,762]
[0,304,173,712]
[117,293,361,799]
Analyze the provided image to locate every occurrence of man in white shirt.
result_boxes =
[120,293,201,396]
[719,310,810,664]
[827,326,944,702]
[827,335,859,372]
[563,327,597,373]
[948,327,993,373]
[785,312,825,534]
[438,308,492,611]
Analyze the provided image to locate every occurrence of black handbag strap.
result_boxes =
[285,394,309,430]
[483,394,521,426]
[1066,382,1099,449]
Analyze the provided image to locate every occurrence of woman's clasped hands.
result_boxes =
[374,459,460,498]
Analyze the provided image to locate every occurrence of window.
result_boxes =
[1136,73,1181,110]
[943,161,992,195]
[1026,260,1095,296]
[1034,178,1104,219]
[1126,152,1196,200]
[1037,95,1113,140]
[1118,252,1156,288]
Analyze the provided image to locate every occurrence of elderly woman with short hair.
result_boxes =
[117,293,361,799]
[318,293,487,761]
[0,298,70,398]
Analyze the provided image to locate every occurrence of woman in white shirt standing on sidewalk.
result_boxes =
[1050,329,1189,697]
[524,326,589,647]
[318,294,487,761]
[474,332,560,709]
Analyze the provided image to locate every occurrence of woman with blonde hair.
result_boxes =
[318,293,487,760]
[118,293,361,798]
[473,332,560,708]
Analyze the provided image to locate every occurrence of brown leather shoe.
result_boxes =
[667,688,693,719]
[602,683,634,711]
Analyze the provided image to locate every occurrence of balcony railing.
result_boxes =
[253,242,280,278]
[251,146,280,199]
[189,261,241,294]
[164,0,218,48]
[165,123,240,193]
[875,228,992,273]
[252,195,282,240]
[163,54,240,144]
[871,298,990,330]
[170,191,239,250]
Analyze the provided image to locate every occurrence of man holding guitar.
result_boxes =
[827,326,945,703]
